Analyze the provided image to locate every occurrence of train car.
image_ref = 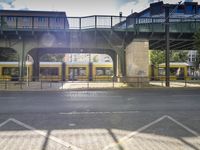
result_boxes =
[39,62,62,81]
[153,62,191,80]
[0,61,32,81]
[0,61,114,81]
[66,62,89,81]
[92,62,113,81]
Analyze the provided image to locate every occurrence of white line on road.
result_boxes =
[103,115,200,150]
[0,97,16,99]
[59,111,140,115]
[166,115,200,137]
[0,118,12,128]
[0,118,82,150]
[103,115,167,150]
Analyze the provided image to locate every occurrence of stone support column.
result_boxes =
[125,39,149,84]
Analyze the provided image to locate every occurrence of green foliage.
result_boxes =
[150,50,189,66]
[171,51,188,62]
[0,50,18,61]
[150,50,165,66]
[40,54,64,62]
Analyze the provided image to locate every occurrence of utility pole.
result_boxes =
[164,1,182,87]
[165,4,170,87]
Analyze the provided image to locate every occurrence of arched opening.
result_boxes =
[28,48,117,81]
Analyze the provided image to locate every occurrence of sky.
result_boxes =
[0,0,199,16]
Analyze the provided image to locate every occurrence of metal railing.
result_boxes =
[0,15,200,32]
[1,76,199,90]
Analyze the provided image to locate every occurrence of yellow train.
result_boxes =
[0,62,113,81]
[150,62,191,81]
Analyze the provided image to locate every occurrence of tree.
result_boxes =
[40,54,65,62]
[171,51,188,62]
[194,29,200,69]
[150,50,189,66]
[150,50,165,66]
[0,50,18,61]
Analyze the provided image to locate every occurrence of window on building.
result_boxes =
[176,6,185,13]
[7,17,15,22]
[185,5,196,14]
[38,17,46,22]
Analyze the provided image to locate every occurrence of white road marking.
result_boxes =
[68,123,76,127]
[0,118,82,150]
[103,115,200,150]
[166,115,199,137]
[172,94,200,97]
[103,115,167,150]
[0,97,16,99]
[59,111,140,115]
[0,118,12,128]
[127,98,134,101]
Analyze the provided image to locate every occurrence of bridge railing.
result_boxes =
[0,15,127,31]
[0,15,200,32]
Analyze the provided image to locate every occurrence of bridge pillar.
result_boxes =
[116,49,126,80]
[125,39,149,85]
[30,50,40,81]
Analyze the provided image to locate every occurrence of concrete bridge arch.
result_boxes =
[28,47,120,81]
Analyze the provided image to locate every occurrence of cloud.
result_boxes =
[119,0,200,16]
[0,0,119,16]
[0,0,200,17]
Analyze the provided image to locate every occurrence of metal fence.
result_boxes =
[1,76,199,90]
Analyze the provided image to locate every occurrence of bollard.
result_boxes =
[27,77,29,87]
[87,80,89,89]
[49,80,52,88]
[4,80,7,89]
[61,81,63,89]
[20,80,23,89]
[40,80,43,89]
[112,76,115,88]
[185,78,187,87]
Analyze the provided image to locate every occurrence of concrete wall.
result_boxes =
[125,39,149,83]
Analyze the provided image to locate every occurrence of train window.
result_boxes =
[68,67,86,76]
[159,67,185,76]
[2,67,19,76]
[158,68,165,76]
[40,67,59,76]
[96,69,104,76]
[96,67,112,76]
[56,18,61,23]
[105,68,112,75]
[79,68,86,76]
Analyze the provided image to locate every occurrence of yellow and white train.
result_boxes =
[0,62,113,81]
[150,62,192,80]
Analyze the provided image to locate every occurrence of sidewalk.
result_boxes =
[0,81,128,91]
[0,81,200,91]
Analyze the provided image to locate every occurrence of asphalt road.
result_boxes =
[0,88,200,150]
